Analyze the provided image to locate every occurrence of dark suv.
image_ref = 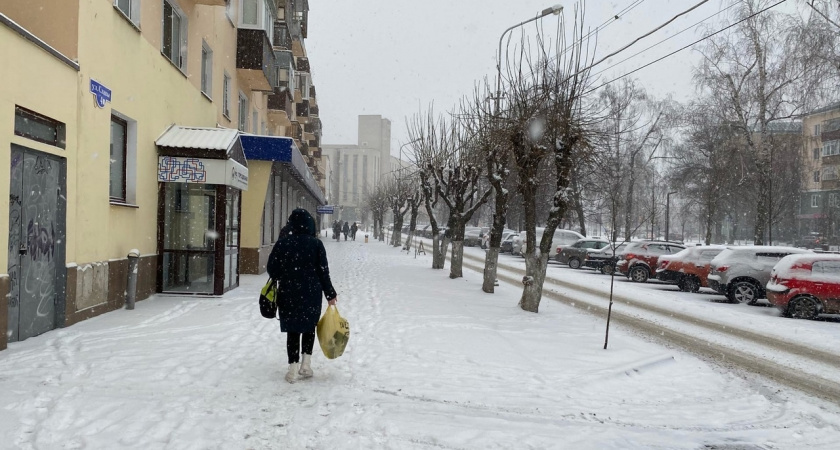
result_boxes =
[615,240,686,283]
[556,238,610,268]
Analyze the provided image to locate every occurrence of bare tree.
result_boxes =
[694,0,814,244]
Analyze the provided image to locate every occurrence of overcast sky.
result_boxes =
[306,0,801,155]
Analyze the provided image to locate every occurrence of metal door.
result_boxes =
[7,145,66,342]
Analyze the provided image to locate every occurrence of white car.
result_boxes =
[519,228,585,258]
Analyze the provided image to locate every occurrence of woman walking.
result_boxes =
[267,208,338,383]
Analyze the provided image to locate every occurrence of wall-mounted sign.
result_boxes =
[90,79,112,108]
[316,205,335,214]
[158,156,248,190]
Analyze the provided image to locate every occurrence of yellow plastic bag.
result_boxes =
[316,305,350,359]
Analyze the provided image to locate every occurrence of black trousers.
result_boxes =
[286,332,315,364]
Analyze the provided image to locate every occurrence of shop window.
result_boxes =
[201,41,213,98]
[162,0,188,72]
[114,0,141,26]
[14,105,66,148]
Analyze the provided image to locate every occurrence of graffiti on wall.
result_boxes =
[158,157,207,183]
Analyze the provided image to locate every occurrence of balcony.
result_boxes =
[194,0,227,5]
[296,57,310,72]
[273,21,292,50]
[267,87,293,127]
[289,121,303,141]
[236,29,277,92]
[312,148,322,159]
[296,100,310,118]
[310,104,319,116]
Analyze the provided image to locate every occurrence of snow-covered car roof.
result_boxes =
[772,253,840,280]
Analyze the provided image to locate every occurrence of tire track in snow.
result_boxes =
[459,254,840,406]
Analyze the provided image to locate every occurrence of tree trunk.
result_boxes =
[571,176,587,236]
[436,235,450,270]
[482,247,500,292]
[482,191,508,293]
[625,154,637,241]
[449,241,464,279]
[518,252,549,312]
[432,235,444,269]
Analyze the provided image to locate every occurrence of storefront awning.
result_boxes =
[239,134,325,204]
[155,125,249,190]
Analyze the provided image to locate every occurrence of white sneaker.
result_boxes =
[299,354,313,378]
[285,363,299,383]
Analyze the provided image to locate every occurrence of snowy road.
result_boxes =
[1,238,840,449]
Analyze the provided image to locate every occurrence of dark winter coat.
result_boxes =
[342,223,350,234]
[267,209,337,333]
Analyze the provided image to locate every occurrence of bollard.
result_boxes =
[126,249,140,310]
[365,234,369,243]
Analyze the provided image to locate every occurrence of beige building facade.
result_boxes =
[800,103,840,244]
[0,0,325,350]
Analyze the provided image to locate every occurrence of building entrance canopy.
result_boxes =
[240,134,325,204]
[155,125,249,190]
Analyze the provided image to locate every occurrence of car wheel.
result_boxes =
[568,257,582,269]
[629,266,649,283]
[684,276,701,293]
[677,277,689,292]
[601,263,615,275]
[788,296,821,320]
[727,281,759,305]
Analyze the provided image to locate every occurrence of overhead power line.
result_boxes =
[584,0,790,96]
[589,0,740,80]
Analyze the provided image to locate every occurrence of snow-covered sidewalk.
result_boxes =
[1,239,839,449]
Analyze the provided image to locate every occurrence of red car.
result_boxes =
[615,240,686,283]
[766,254,840,320]
[656,245,726,292]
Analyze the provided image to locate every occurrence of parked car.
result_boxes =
[463,227,484,247]
[481,229,516,249]
[501,233,519,253]
[556,238,610,269]
[584,243,629,274]
[707,246,811,304]
[766,254,840,319]
[655,245,726,292]
[520,228,585,258]
[615,240,686,283]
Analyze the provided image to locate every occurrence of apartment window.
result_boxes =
[264,1,273,39]
[829,193,839,208]
[814,170,821,183]
[252,111,258,134]
[238,92,248,131]
[14,105,66,148]
[222,72,231,119]
[201,42,213,98]
[115,0,141,26]
[261,121,266,136]
[815,124,821,135]
[823,166,838,181]
[110,116,128,202]
[823,140,840,157]
[162,0,187,71]
[812,194,821,208]
[814,148,821,160]
[242,0,259,25]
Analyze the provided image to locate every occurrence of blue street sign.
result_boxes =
[316,206,335,214]
[90,79,112,108]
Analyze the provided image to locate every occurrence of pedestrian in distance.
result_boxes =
[333,220,341,241]
[342,221,350,241]
[350,222,358,241]
[267,208,339,383]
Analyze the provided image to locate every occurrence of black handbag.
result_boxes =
[259,278,278,319]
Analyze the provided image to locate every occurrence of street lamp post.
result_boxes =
[666,191,677,242]
[495,5,563,114]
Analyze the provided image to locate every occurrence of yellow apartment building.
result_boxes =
[0,0,325,350]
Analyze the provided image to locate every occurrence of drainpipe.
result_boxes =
[126,249,140,310]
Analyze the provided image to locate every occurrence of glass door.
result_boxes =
[223,187,241,292]
[160,183,217,294]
